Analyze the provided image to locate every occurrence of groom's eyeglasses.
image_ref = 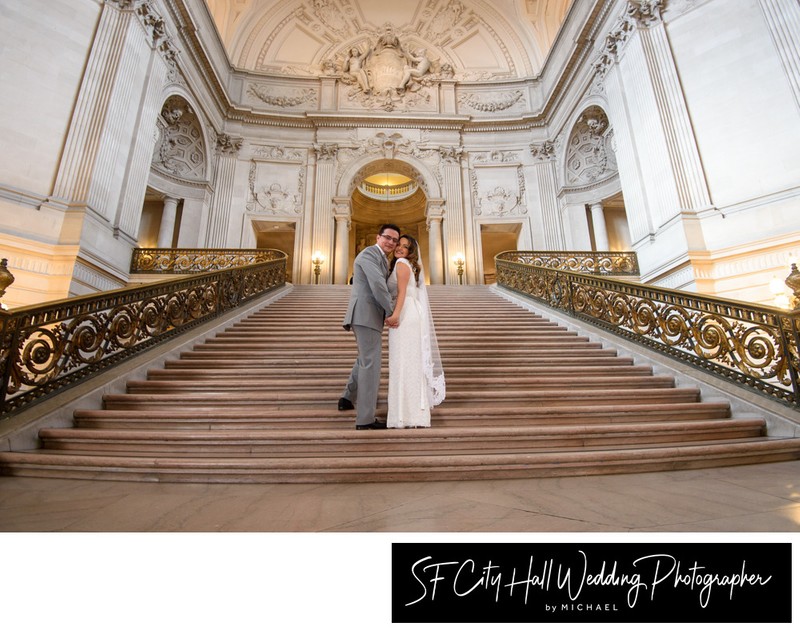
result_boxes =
[380,234,400,244]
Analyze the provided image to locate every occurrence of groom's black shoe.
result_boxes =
[338,397,354,411]
[356,420,387,430]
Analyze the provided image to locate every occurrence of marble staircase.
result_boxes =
[1,284,799,483]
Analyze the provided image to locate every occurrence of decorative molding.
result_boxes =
[246,160,304,215]
[458,90,525,113]
[472,150,520,164]
[246,84,317,108]
[626,0,665,28]
[471,165,527,217]
[250,145,305,161]
[592,8,637,78]
[139,0,180,72]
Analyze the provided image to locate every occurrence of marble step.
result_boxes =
[125,375,676,393]
[3,284,796,485]
[71,401,735,429]
[37,419,767,455]
[3,439,800,483]
[147,364,655,380]
[100,386,702,410]
[161,353,637,369]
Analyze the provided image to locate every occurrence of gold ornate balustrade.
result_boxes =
[130,248,284,273]
[497,250,640,276]
[0,254,286,418]
[496,254,800,408]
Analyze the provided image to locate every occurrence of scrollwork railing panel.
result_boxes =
[496,257,800,408]
[497,250,639,276]
[0,256,286,417]
[130,248,284,274]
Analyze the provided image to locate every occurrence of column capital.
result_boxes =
[314,143,339,161]
[215,132,243,156]
[332,197,352,223]
[626,0,664,29]
[426,199,445,221]
[530,140,556,162]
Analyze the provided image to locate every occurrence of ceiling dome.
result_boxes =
[204,0,573,80]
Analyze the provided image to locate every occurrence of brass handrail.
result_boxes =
[496,255,800,408]
[0,255,287,418]
[496,250,639,276]
[131,248,284,274]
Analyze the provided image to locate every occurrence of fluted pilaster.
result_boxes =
[311,144,338,284]
[602,62,653,243]
[759,0,800,113]
[530,143,565,249]
[205,134,241,247]
[116,54,169,237]
[636,19,711,212]
[53,3,136,207]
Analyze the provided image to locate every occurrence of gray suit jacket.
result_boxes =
[343,244,394,332]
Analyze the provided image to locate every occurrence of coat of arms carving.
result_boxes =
[338,24,437,111]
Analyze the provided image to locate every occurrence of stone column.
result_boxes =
[157,196,179,248]
[426,202,445,285]
[530,141,565,249]
[590,202,609,251]
[332,198,351,285]
[310,143,338,284]
[205,133,242,247]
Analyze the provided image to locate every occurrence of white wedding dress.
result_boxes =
[387,258,445,428]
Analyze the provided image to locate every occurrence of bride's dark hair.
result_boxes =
[390,234,421,282]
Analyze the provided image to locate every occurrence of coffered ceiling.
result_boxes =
[204,0,572,79]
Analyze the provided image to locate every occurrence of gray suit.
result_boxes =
[342,244,394,425]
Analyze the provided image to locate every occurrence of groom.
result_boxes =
[339,223,401,429]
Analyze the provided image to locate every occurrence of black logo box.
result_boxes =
[392,543,791,623]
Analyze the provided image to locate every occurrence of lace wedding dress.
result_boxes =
[387,258,445,428]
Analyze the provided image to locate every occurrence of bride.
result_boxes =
[385,235,446,428]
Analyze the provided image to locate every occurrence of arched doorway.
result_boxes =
[346,159,430,282]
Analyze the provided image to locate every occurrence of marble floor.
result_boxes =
[1,460,799,532]
[2,463,797,631]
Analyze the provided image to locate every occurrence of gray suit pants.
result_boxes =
[342,324,383,426]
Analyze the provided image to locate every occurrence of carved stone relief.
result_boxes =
[565,106,617,187]
[335,131,453,191]
[251,145,305,161]
[530,141,556,162]
[336,24,442,112]
[458,90,525,114]
[215,132,242,156]
[246,160,304,215]
[151,95,206,180]
[473,150,520,164]
[133,1,179,69]
[471,165,528,216]
[246,84,317,109]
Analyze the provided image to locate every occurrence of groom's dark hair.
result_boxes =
[378,223,401,236]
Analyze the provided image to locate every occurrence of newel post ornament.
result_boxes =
[0,259,15,310]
